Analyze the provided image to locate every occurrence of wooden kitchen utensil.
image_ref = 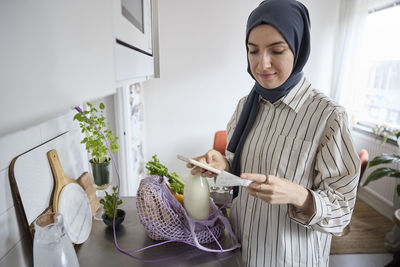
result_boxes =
[48,150,99,214]
[48,149,79,212]
[47,149,92,244]
[76,172,100,215]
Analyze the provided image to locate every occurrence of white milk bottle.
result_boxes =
[184,173,210,220]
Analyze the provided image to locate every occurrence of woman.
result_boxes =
[188,0,361,266]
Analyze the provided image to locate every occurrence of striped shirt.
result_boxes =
[226,77,361,267]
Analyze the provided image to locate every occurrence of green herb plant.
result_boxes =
[99,186,123,220]
[73,102,119,163]
[145,155,185,194]
[363,125,400,195]
[373,125,400,145]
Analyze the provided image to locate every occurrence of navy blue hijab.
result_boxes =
[227,0,311,197]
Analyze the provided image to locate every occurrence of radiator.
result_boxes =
[351,128,399,219]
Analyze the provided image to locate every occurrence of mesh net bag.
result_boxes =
[136,175,240,252]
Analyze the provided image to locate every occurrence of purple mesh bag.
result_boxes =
[136,175,241,252]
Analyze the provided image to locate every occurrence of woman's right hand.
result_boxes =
[187,149,230,178]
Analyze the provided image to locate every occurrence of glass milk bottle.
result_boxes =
[33,212,79,267]
[184,173,210,220]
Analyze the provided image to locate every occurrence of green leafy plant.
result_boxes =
[373,125,400,145]
[145,154,184,194]
[363,125,400,196]
[99,186,123,220]
[73,102,119,163]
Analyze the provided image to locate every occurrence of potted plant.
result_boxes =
[363,126,400,195]
[73,102,119,189]
[99,186,125,227]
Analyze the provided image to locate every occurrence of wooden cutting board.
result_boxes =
[47,149,99,215]
[76,172,100,215]
[47,149,94,244]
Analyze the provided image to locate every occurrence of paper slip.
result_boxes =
[176,155,252,187]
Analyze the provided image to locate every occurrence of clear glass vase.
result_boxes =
[33,212,79,267]
[90,160,111,190]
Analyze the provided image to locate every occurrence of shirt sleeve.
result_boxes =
[288,110,361,235]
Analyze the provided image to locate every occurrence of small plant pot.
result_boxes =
[102,209,126,227]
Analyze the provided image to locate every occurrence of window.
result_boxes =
[352,3,400,130]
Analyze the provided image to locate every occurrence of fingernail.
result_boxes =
[241,174,247,179]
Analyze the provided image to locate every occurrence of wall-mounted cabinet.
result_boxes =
[113,0,160,83]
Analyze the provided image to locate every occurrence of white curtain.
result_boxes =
[330,0,368,119]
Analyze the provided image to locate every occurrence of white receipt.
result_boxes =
[176,154,252,187]
[215,171,252,187]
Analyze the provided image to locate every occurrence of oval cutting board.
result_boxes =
[58,183,92,244]
[47,149,92,244]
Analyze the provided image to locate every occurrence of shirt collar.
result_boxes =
[274,77,312,113]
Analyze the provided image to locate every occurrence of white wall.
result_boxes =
[300,0,340,96]
[143,0,341,178]
[0,0,116,137]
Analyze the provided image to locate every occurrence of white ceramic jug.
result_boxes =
[33,212,80,267]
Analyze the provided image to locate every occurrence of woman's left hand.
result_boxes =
[243,173,314,215]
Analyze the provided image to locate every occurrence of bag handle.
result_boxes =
[186,204,241,253]
[133,178,241,254]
